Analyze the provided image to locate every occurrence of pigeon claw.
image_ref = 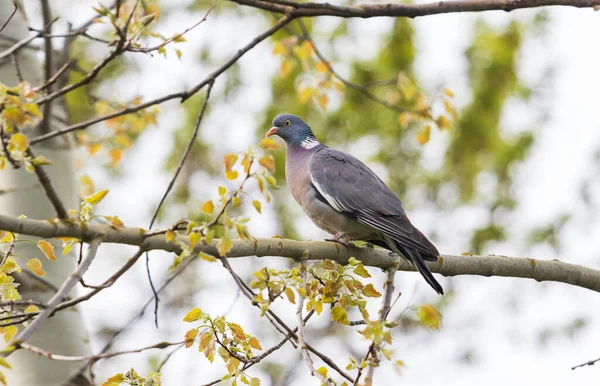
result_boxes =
[325,232,355,248]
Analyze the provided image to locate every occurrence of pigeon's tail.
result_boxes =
[384,237,444,295]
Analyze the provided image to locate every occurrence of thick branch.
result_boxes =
[231,0,600,18]
[0,215,599,292]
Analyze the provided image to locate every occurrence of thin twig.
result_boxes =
[0,1,17,34]
[36,38,128,106]
[362,267,396,385]
[128,1,216,53]
[145,81,214,327]
[18,339,187,362]
[4,238,102,357]
[34,59,73,92]
[30,13,294,145]
[572,357,600,370]
[0,31,46,61]
[218,256,354,382]
[26,146,69,219]
[10,53,23,83]
[297,19,408,114]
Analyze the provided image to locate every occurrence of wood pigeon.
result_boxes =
[266,114,444,295]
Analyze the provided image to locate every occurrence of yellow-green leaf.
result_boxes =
[24,305,39,313]
[216,236,233,256]
[0,357,11,370]
[189,232,200,248]
[37,240,56,261]
[252,200,262,214]
[272,41,285,55]
[8,133,28,151]
[443,88,455,97]
[200,252,217,262]
[417,304,442,330]
[317,93,328,110]
[202,200,214,214]
[169,255,182,271]
[284,287,295,304]
[315,61,329,73]
[280,59,295,77]
[436,115,450,130]
[225,170,239,180]
[218,186,227,196]
[258,155,275,173]
[363,283,382,298]
[1,326,17,342]
[27,258,45,276]
[226,357,240,375]
[31,155,52,166]
[416,125,431,145]
[0,232,13,243]
[183,307,203,322]
[241,156,252,174]
[353,264,370,278]
[250,377,261,386]
[331,305,349,325]
[227,322,245,340]
[260,137,279,150]
[316,366,328,378]
[314,300,323,315]
[104,373,124,384]
[85,189,109,206]
[165,230,176,242]
[223,153,238,171]
[184,329,199,348]
[108,148,123,166]
[1,257,20,274]
[297,88,313,104]
[248,336,262,350]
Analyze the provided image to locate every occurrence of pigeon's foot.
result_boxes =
[325,232,352,246]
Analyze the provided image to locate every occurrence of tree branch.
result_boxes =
[0,214,599,293]
[4,238,102,357]
[231,0,600,18]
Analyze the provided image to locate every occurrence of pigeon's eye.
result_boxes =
[285,120,291,126]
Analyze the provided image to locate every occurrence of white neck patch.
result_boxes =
[300,138,320,149]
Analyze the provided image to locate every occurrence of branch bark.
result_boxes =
[231,0,600,18]
[0,214,599,293]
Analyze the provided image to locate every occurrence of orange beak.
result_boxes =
[265,127,278,137]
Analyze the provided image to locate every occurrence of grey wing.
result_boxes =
[309,148,437,256]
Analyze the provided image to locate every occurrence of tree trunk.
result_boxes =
[0,3,92,385]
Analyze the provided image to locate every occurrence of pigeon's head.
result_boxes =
[266,114,319,148]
